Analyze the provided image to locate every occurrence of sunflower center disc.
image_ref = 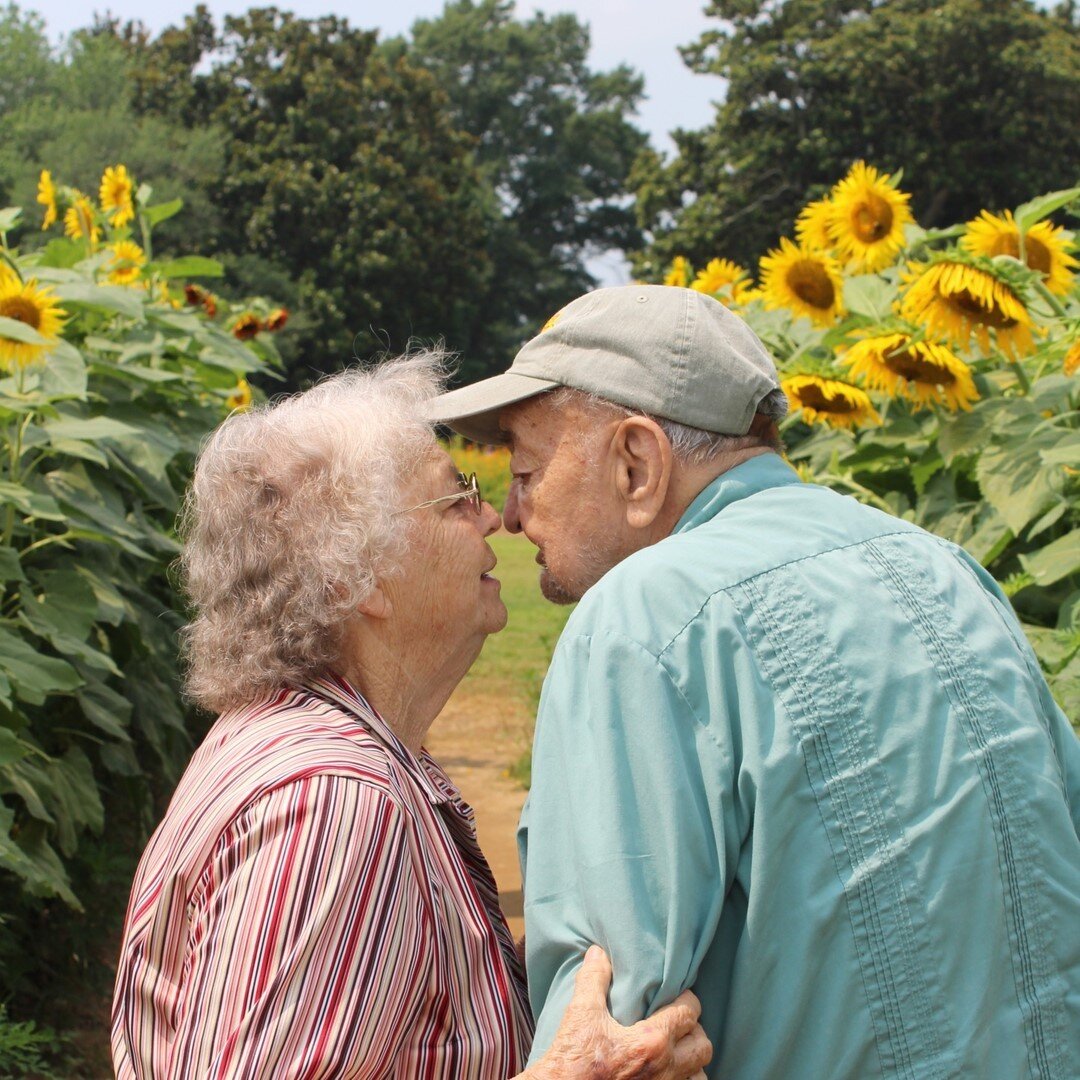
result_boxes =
[789,262,836,310]
[886,349,956,386]
[854,195,892,243]
[0,296,43,330]
[990,232,1052,275]
[950,289,1017,328]
[798,382,856,413]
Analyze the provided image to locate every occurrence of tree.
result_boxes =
[391,0,648,377]
[631,0,1080,276]
[0,9,225,258]
[101,6,495,382]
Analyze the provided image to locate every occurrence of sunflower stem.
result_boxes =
[824,471,895,514]
[139,212,153,265]
[1032,280,1068,320]
[19,530,75,558]
[0,250,21,283]
[1011,359,1032,396]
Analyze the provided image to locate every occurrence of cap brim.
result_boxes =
[425,372,560,444]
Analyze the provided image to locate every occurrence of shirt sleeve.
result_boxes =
[519,627,739,1061]
[176,775,432,1079]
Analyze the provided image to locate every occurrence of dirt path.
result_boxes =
[426,684,531,939]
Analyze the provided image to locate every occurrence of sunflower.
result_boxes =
[827,162,912,272]
[63,193,100,245]
[691,258,750,300]
[900,259,1035,359]
[232,313,262,340]
[106,240,146,286]
[664,256,691,288]
[781,374,880,430]
[1065,340,1080,377]
[265,307,289,332]
[226,379,253,411]
[842,332,978,412]
[795,197,835,252]
[37,170,57,230]
[0,275,66,370]
[962,209,1077,296]
[760,238,845,326]
[99,164,135,228]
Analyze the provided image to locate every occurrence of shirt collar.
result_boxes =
[301,671,457,807]
[674,452,801,535]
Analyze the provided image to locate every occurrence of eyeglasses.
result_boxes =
[395,471,482,516]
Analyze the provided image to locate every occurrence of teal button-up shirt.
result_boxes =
[519,453,1080,1078]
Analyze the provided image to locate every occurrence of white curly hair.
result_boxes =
[178,353,446,712]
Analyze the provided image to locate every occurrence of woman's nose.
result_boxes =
[502,482,522,533]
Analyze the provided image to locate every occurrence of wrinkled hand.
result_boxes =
[523,946,711,1080]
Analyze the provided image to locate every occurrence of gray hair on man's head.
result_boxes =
[548,386,788,465]
[179,352,447,713]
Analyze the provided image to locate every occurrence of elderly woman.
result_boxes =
[111,357,710,1079]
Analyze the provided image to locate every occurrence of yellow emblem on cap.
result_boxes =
[540,311,562,332]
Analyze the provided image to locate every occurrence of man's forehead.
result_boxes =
[498,395,557,448]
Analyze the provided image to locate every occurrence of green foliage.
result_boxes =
[708,179,1080,721]
[105,6,493,383]
[391,0,648,380]
[0,176,276,1026]
[445,436,511,512]
[0,10,226,260]
[0,1004,62,1080]
[632,0,1080,275]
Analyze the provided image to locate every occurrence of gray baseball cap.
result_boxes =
[426,285,781,444]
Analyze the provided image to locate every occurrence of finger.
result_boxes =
[567,945,612,1011]
[671,1027,713,1076]
[649,988,702,1038]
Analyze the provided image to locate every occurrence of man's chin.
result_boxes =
[539,567,582,606]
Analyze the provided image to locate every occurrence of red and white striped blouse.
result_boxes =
[112,673,533,1078]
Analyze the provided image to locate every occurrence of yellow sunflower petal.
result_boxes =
[900,260,1036,360]
[827,161,913,273]
[99,164,135,229]
[226,378,253,411]
[795,197,835,252]
[781,373,880,430]
[691,258,750,298]
[63,193,101,245]
[106,240,146,286]
[664,256,691,288]
[36,170,58,231]
[0,275,67,370]
[841,332,977,412]
[760,238,845,326]
[961,208,1078,297]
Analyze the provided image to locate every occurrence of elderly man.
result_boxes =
[428,286,1080,1079]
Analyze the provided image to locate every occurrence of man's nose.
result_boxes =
[503,481,523,533]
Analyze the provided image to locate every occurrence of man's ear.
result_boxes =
[356,583,393,620]
[612,416,672,529]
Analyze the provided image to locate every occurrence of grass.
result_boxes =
[458,532,573,785]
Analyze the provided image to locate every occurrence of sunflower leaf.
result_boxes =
[0,316,51,346]
[143,198,183,227]
[52,283,144,320]
[155,256,224,280]
[842,275,896,321]
[1020,530,1080,587]
[1014,187,1080,233]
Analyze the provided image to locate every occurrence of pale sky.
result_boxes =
[26,0,726,156]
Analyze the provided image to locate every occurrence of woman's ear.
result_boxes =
[612,416,672,530]
[356,583,393,620]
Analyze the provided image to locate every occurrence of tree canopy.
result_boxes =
[631,0,1080,276]
[389,0,647,374]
